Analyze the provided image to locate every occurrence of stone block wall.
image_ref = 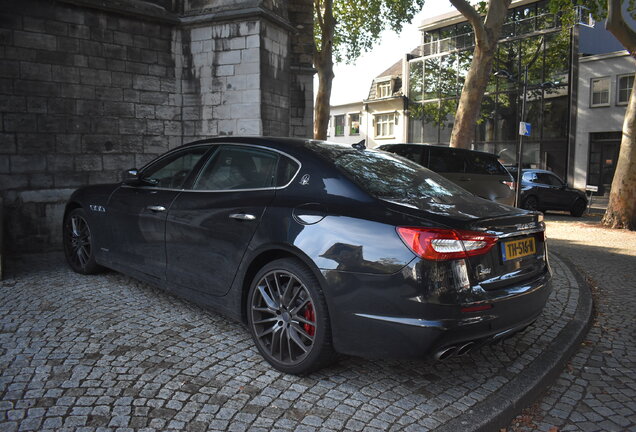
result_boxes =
[0,0,314,253]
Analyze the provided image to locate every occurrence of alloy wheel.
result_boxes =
[68,215,92,269]
[250,270,317,366]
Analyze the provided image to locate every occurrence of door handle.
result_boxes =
[459,177,471,181]
[146,205,166,212]
[229,213,256,221]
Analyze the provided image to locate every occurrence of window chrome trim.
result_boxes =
[126,142,302,193]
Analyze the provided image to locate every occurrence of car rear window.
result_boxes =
[331,149,471,201]
[465,153,509,175]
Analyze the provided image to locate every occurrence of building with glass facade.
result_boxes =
[405,0,624,185]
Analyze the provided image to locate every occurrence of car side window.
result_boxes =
[390,146,424,165]
[276,155,300,187]
[465,154,507,175]
[141,146,209,189]
[193,146,279,190]
[546,174,564,187]
[429,148,465,173]
[522,172,537,183]
[536,173,562,186]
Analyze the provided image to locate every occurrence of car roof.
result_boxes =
[178,136,377,164]
[378,142,500,158]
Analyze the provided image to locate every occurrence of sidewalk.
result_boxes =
[507,213,636,431]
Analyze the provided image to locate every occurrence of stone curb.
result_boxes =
[433,253,594,432]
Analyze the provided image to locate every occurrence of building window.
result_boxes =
[349,113,360,135]
[377,81,392,98]
[617,74,634,105]
[375,113,395,138]
[590,77,610,107]
[334,115,345,136]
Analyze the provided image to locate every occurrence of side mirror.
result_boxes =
[122,168,139,184]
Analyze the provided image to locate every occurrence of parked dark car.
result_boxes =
[377,143,515,206]
[63,137,552,374]
[507,167,587,217]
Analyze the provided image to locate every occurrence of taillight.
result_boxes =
[502,180,515,191]
[396,227,498,261]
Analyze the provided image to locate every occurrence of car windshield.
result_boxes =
[329,148,472,202]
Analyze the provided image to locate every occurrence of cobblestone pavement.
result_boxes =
[0,250,580,432]
[508,214,636,432]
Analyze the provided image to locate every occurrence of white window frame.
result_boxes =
[590,76,610,107]
[617,73,634,106]
[348,112,361,136]
[377,81,392,98]
[374,113,395,138]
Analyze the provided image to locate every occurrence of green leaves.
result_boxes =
[315,0,426,64]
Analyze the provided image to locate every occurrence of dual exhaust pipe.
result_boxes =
[434,341,476,361]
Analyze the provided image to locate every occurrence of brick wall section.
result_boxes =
[1,1,181,250]
[0,0,314,253]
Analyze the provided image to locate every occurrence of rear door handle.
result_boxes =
[146,205,166,212]
[229,213,256,221]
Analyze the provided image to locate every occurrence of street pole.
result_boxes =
[515,65,528,208]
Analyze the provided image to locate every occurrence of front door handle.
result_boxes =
[459,177,471,181]
[229,213,256,221]
[147,205,166,212]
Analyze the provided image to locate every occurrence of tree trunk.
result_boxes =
[601,73,636,229]
[449,0,510,149]
[449,43,497,148]
[313,0,334,140]
[313,52,333,140]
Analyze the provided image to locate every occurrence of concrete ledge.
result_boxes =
[433,253,594,432]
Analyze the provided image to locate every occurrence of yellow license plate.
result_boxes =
[501,237,536,261]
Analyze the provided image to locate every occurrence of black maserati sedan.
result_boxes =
[64,137,552,374]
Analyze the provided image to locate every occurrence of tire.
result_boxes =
[522,195,539,211]
[570,199,586,217]
[63,208,102,275]
[247,258,335,374]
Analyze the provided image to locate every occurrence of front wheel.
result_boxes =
[247,258,335,374]
[63,208,102,274]
[570,199,586,217]
[522,195,539,211]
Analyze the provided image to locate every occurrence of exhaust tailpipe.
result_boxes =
[456,342,475,356]
[435,346,457,361]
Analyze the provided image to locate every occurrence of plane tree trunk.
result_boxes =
[601,0,636,229]
[449,0,512,149]
[313,0,335,140]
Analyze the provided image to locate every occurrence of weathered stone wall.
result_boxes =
[0,0,314,253]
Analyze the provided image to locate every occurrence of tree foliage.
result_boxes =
[313,0,425,139]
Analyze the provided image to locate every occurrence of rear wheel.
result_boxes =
[63,208,102,274]
[247,258,335,374]
[570,199,586,217]
[522,195,539,211]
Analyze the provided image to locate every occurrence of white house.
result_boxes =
[329,56,411,148]
[574,50,634,195]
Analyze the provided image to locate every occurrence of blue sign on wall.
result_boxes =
[519,122,532,136]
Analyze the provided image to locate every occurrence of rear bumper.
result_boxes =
[324,260,552,359]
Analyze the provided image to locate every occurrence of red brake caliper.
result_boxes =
[303,303,316,336]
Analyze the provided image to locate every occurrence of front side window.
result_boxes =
[193,146,278,190]
[591,77,610,107]
[617,74,634,105]
[349,113,360,135]
[334,115,345,136]
[141,146,209,189]
[375,113,395,138]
